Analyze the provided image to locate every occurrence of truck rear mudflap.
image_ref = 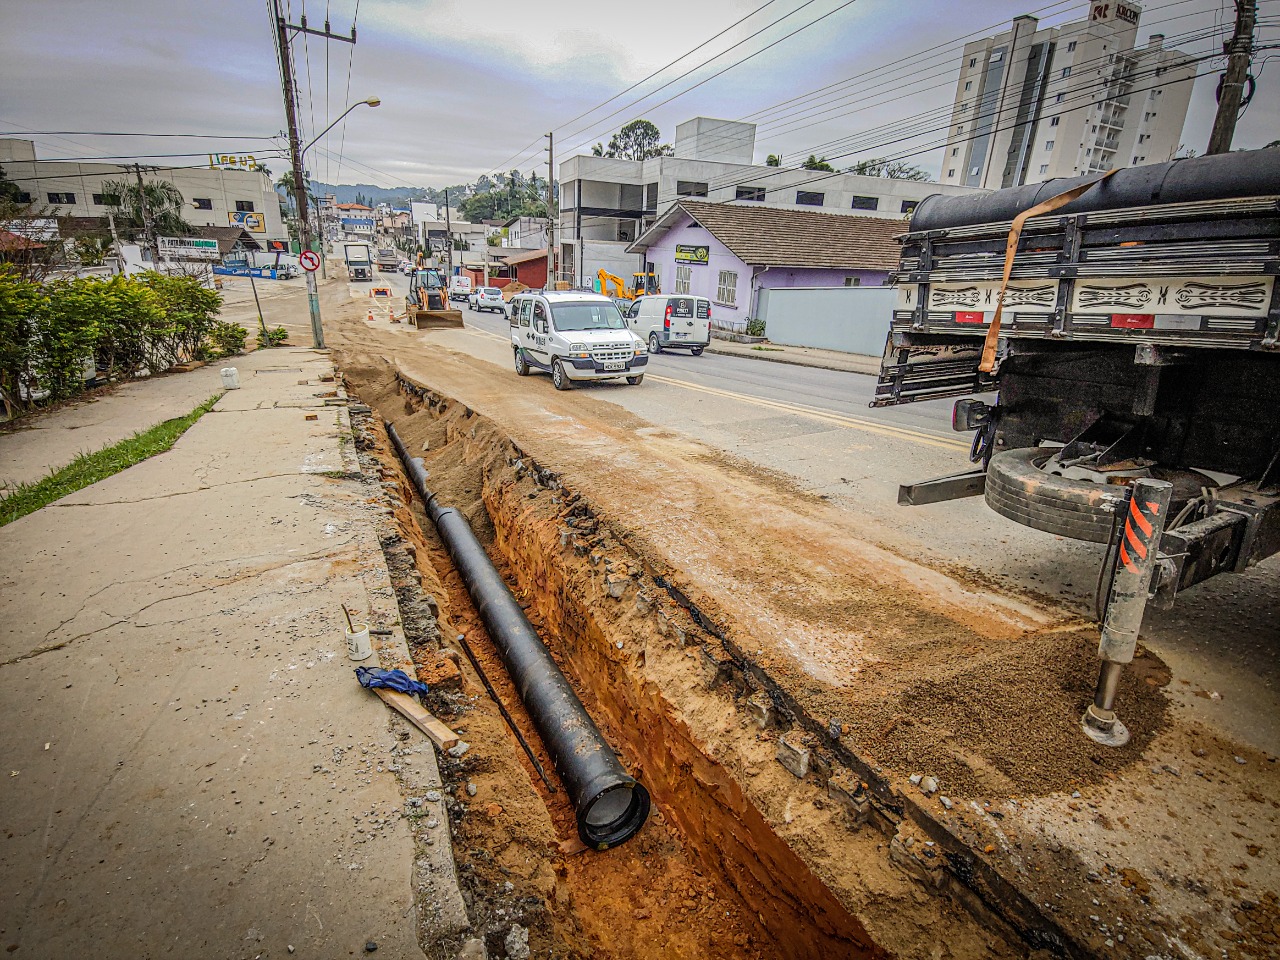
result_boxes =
[871,333,994,407]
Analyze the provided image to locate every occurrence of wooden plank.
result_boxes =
[373,688,460,749]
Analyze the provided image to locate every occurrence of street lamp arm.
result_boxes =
[301,98,380,158]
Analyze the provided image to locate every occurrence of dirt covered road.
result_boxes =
[318,280,1278,960]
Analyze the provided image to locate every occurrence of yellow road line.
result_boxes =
[645,375,968,450]
[461,327,967,451]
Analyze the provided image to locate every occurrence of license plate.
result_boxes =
[675,332,688,338]
[602,361,626,371]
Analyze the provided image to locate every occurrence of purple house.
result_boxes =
[627,200,903,330]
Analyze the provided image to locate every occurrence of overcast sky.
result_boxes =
[2,0,1277,190]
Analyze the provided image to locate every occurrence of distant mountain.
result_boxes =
[307,181,429,205]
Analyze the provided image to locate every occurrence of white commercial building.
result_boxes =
[0,138,287,243]
[558,116,984,288]
[939,1,1196,190]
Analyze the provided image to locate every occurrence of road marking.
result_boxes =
[457,326,967,451]
[645,375,968,450]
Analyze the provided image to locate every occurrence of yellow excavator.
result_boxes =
[406,265,464,329]
[598,268,660,300]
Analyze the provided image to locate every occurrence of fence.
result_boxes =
[756,286,895,356]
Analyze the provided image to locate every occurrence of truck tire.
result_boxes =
[691,346,704,356]
[648,333,662,354]
[551,359,572,391]
[984,448,1127,544]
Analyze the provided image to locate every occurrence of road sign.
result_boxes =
[299,250,321,272]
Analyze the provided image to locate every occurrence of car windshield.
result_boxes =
[550,301,626,331]
[484,288,502,295]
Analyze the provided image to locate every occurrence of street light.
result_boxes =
[290,96,380,349]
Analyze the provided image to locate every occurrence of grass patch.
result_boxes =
[0,393,221,527]
[751,345,784,352]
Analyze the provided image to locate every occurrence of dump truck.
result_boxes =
[406,267,464,329]
[874,147,1279,740]
[344,242,373,281]
[377,247,399,272]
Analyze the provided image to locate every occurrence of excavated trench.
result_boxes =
[343,361,1028,960]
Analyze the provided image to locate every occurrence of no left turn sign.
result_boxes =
[299,250,321,272]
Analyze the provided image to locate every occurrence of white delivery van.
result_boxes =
[624,294,712,355]
[509,291,647,389]
[447,275,473,302]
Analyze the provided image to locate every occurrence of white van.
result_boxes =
[623,295,712,355]
[447,275,473,302]
[509,291,647,389]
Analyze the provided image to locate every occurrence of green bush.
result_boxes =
[0,269,43,416]
[206,320,248,359]
[140,272,222,366]
[745,317,766,337]
[258,325,288,348]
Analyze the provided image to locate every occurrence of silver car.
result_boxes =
[468,286,507,314]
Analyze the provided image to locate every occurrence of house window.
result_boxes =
[796,191,824,206]
[673,264,692,295]
[1067,40,1077,52]
[91,192,119,206]
[1045,140,1055,150]
[47,192,75,204]
[968,57,977,67]
[850,195,878,211]
[947,169,956,177]
[1061,66,1071,79]
[1049,116,1060,127]
[844,276,860,287]
[1055,93,1065,103]
[235,200,255,212]
[715,269,737,306]
[964,81,973,91]
[1138,134,1147,144]
[193,197,213,210]
[951,147,958,156]
[16,192,31,203]
[734,186,765,202]
[676,180,708,198]
[969,165,980,176]
[1039,164,1049,174]
[959,103,970,113]
[901,200,919,215]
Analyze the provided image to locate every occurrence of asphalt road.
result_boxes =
[359,270,1279,752]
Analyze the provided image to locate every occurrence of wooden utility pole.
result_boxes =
[443,188,454,276]
[1206,0,1256,155]
[546,133,556,288]
[270,0,355,348]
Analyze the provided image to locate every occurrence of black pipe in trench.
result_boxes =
[385,421,650,850]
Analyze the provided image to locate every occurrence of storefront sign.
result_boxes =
[674,244,709,265]
[228,211,266,233]
[158,236,220,260]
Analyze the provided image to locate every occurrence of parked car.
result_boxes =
[468,286,507,314]
[509,291,647,389]
[398,260,413,274]
[624,294,712,355]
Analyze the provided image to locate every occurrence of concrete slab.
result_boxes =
[0,347,464,958]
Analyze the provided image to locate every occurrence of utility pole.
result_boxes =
[270,0,355,348]
[132,164,160,266]
[443,188,454,276]
[1206,0,1256,155]
[546,133,556,288]
[312,194,327,279]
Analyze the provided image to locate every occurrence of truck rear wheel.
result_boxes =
[985,448,1128,543]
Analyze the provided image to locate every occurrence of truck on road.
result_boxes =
[877,147,1278,613]
[377,248,398,272]
[344,242,373,281]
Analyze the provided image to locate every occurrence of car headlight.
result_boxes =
[634,341,646,355]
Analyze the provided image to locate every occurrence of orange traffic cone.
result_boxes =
[366,308,375,322]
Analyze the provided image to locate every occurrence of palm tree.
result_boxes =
[101,177,194,238]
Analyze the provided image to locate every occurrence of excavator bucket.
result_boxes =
[407,272,464,329]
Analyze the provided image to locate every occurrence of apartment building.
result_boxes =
[0,139,287,243]
[940,2,1196,190]
[558,116,984,287]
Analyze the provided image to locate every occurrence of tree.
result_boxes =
[0,166,20,202]
[765,154,781,167]
[597,120,673,161]
[102,177,194,240]
[846,157,932,181]
[802,155,835,172]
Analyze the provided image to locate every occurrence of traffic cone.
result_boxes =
[366,308,375,322]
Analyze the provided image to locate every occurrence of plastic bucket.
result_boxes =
[220,367,240,389]
[345,623,372,661]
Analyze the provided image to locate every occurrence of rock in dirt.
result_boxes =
[504,924,530,960]
[456,938,487,960]
[447,741,471,758]
[919,776,939,795]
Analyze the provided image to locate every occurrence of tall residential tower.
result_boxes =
[940,2,1197,190]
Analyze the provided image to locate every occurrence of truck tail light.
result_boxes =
[664,305,672,330]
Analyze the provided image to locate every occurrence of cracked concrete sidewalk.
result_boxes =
[0,347,467,958]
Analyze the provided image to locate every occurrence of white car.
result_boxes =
[468,286,506,314]
[509,291,647,389]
